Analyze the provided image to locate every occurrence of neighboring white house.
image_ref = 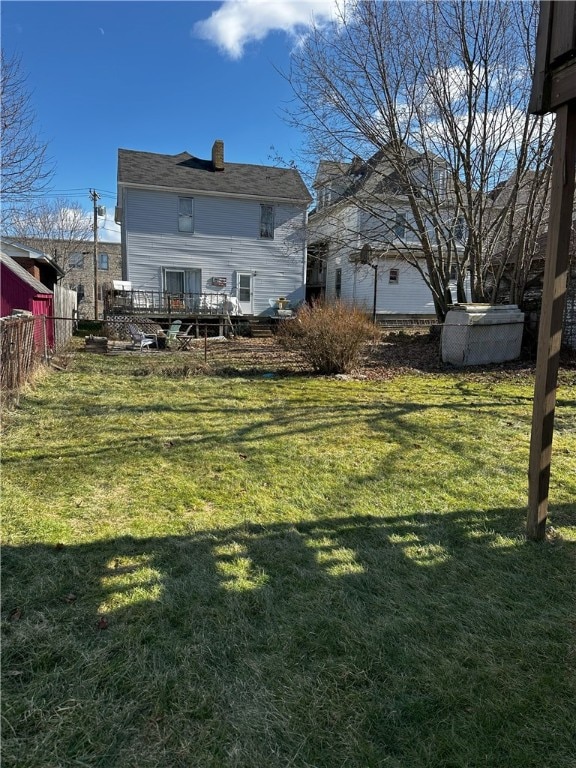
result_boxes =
[308,147,469,319]
[115,140,311,316]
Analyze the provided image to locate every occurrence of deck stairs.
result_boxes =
[249,320,274,338]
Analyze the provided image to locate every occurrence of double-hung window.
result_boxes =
[335,268,342,298]
[178,197,194,233]
[454,216,466,241]
[69,252,84,269]
[394,213,406,239]
[98,253,109,270]
[260,204,275,239]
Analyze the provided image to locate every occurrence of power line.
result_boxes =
[12,187,117,195]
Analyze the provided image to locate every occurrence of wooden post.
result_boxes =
[90,189,100,320]
[527,102,576,540]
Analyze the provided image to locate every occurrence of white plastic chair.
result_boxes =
[128,323,157,351]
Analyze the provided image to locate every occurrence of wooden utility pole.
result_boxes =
[89,189,100,320]
[527,1,576,540]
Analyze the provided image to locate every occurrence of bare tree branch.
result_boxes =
[285,0,553,320]
[1,50,53,208]
[5,198,92,275]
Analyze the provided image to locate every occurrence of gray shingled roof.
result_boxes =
[118,149,312,203]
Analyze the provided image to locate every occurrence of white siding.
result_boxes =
[123,188,307,314]
[348,259,438,315]
[310,204,360,255]
[326,253,438,316]
[314,198,469,317]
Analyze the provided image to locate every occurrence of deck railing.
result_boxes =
[104,290,238,316]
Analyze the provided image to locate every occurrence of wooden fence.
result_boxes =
[53,285,77,350]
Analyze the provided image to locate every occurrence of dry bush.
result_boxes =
[276,301,377,374]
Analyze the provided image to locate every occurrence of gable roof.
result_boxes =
[117,149,312,204]
[0,251,53,295]
[0,238,65,277]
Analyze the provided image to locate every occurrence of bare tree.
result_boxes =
[1,50,53,208]
[287,0,552,320]
[6,198,93,275]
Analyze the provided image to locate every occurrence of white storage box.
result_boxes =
[442,304,525,366]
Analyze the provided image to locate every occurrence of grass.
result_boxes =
[2,341,575,767]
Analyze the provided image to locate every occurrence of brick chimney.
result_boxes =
[212,139,224,171]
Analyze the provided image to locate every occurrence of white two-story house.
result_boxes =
[115,140,311,317]
[308,146,469,321]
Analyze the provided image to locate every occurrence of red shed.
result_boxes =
[1,251,55,349]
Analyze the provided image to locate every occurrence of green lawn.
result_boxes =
[2,345,575,768]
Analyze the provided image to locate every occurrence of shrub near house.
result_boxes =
[277,301,376,374]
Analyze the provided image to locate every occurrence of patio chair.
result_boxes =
[127,323,157,352]
[165,319,182,348]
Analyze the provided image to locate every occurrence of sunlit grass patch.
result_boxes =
[1,348,575,768]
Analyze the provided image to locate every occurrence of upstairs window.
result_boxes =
[389,268,399,284]
[260,204,275,239]
[98,253,109,270]
[454,216,466,241]
[69,252,84,269]
[178,197,194,233]
[432,167,447,196]
[394,213,406,239]
[319,187,331,209]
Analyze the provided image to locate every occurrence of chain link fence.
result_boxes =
[1,309,78,409]
[0,316,45,408]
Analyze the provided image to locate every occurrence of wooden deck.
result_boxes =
[104,289,241,318]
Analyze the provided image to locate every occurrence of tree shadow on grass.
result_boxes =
[3,385,535,492]
[2,504,575,768]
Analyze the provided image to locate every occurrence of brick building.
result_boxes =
[53,240,122,319]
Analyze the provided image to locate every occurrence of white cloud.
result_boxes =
[98,210,121,244]
[194,0,339,59]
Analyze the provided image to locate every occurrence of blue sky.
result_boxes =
[2,1,336,241]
